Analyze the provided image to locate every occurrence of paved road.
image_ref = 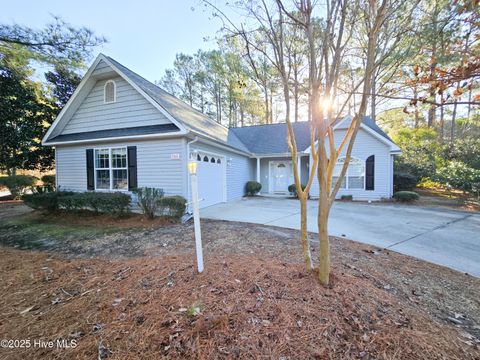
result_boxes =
[202,197,480,276]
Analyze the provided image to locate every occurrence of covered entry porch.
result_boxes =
[254,154,310,194]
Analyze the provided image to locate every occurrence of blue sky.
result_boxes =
[0,0,231,81]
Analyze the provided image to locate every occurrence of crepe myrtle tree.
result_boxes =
[204,0,414,285]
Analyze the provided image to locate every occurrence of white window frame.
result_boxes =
[333,156,365,190]
[104,80,116,104]
[93,147,128,191]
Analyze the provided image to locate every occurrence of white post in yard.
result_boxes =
[188,159,204,273]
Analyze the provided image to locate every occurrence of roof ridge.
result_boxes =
[231,121,310,130]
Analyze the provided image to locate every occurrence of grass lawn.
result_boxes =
[0,203,479,359]
[0,212,120,250]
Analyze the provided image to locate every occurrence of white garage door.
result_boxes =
[195,152,226,208]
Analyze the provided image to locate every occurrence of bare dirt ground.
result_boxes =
[0,203,479,359]
[415,187,480,212]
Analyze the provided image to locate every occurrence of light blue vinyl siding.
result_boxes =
[309,127,392,200]
[61,75,171,135]
[56,138,186,197]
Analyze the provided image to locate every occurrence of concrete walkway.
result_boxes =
[202,197,480,276]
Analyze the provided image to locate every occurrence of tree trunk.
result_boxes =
[269,89,274,124]
[371,71,376,122]
[427,97,436,128]
[439,91,444,142]
[317,192,330,286]
[451,101,457,143]
[299,193,313,271]
[468,87,472,119]
[263,83,269,124]
[414,86,419,128]
[294,65,299,122]
[240,106,245,127]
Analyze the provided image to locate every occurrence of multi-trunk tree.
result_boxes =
[205,0,415,285]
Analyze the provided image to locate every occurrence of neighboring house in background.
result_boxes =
[42,54,400,209]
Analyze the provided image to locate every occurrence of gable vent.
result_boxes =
[104,80,116,103]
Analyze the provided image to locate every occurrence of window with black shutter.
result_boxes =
[366,155,375,190]
[127,146,137,190]
[86,149,94,190]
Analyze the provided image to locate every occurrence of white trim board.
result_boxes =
[44,132,185,146]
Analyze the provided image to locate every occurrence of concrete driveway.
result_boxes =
[202,197,480,276]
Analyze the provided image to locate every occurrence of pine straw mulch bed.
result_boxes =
[0,249,479,359]
[0,249,477,360]
[0,203,479,359]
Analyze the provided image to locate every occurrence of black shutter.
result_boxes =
[366,155,375,190]
[127,146,137,190]
[86,149,94,190]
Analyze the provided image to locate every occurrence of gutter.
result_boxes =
[42,130,187,146]
[188,132,252,157]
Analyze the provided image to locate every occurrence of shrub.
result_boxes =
[133,187,164,219]
[59,193,88,211]
[23,191,131,215]
[393,191,419,202]
[417,178,443,189]
[340,195,353,201]
[393,172,419,192]
[288,183,307,197]
[0,175,37,199]
[41,175,56,190]
[92,192,131,215]
[22,191,73,212]
[245,181,262,196]
[435,160,480,196]
[158,195,187,220]
[80,192,102,213]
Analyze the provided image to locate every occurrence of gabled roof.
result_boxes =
[43,54,397,155]
[332,115,399,151]
[334,115,393,143]
[232,116,398,155]
[104,56,250,153]
[231,122,312,155]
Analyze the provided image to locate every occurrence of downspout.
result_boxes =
[186,136,199,213]
[55,147,58,190]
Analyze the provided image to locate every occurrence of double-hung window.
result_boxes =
[332,157,365,190]
[94,147,128,190]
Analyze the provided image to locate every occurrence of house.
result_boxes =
[42,54,400,208]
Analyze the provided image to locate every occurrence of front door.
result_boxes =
[272,161,290,192]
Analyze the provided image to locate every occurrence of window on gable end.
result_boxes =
[104,80,116,103]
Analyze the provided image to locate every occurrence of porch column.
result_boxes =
[256,157,261,183]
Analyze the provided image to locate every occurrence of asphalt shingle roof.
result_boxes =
[99,55,395,155]
[106,56,250,153]
[362,116,393,142]
[230,122,312,154]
